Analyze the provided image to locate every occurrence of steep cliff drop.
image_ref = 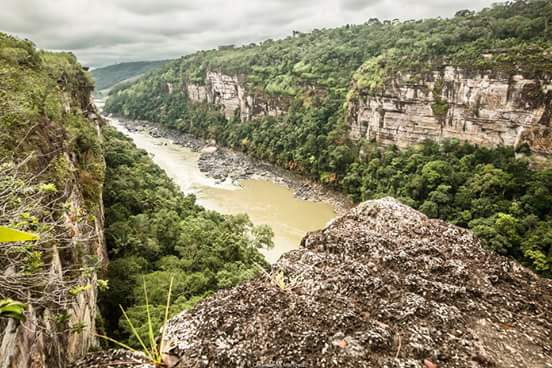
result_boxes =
[75,198,551,368]
[0,33,106,368]
[185,71,290,121]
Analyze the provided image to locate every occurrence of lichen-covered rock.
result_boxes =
[162,198,551,368]
[71,350,155,368]
[347,66,552,156]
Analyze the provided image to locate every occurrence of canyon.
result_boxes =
[3,2,552,367]
[105,117,339,263]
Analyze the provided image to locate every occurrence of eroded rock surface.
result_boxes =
[163,198,551,368]
[185,71,290,120]
[72,350,154,368]
[347,67,552,156]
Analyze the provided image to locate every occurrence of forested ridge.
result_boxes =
[107,0,552,101]
[105,0,552,276]
[91,60,168,91]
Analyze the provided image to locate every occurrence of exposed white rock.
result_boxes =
[348,66,552,155]
[185,71,288,120]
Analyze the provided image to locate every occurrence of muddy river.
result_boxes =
[107,118,336,263]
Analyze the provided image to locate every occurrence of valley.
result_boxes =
[1,1,552,367]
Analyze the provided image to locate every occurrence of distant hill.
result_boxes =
[91,60,168,91]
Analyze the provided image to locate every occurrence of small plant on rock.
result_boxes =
[97,275,174,367]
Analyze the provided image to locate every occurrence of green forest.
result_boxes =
[105,0,552,276]
[99,127,273,346]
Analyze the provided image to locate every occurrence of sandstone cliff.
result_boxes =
[185,71,290,120]
[347,66,552,156]
[181,66,551,157]
[75,198,552,368]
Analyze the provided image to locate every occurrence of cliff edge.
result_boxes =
[76,198,551,367]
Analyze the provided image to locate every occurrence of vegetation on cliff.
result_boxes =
[0,32,106,366]
[104,1,552,276]
[99,127,273,347]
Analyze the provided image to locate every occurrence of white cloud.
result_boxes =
[0,0,497,67]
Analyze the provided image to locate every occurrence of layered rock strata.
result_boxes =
[185,72,289,120]
[347,67,552,155]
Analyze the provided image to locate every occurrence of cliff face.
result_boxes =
[182,66,552,156]
[0,34,107,368]
[0,159,106,368]
[347,66,552,155]
[185,71,289,120]
[155,198,551,368]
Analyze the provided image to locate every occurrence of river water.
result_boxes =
[105,116,336,263]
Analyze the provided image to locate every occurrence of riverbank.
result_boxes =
[115,117,353,214]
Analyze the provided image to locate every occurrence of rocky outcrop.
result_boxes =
[72,350,154,368]
[347,66,552,155]
[74,198,552,367]
[160,198,551,367]
[185,72,289,120]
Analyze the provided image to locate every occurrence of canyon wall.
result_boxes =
[0,55,107,368]
[347,66,552,155]
[185,71,289,120]
[182,67,551,156]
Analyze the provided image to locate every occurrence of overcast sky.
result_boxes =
[1,0,497,68]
